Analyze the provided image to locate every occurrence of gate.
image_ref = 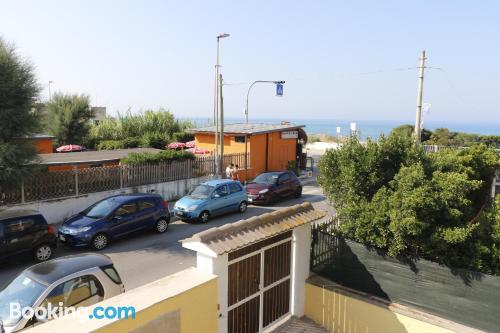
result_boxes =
[227,231,292,333]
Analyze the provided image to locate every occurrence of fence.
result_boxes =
[0,153,249,205]
[310,221,500,333]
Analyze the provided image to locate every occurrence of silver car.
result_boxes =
[0,253,125,332]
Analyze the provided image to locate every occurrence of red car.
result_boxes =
[246,171,302,204]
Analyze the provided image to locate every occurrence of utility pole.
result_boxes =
[219,74,224,177]
[414,50,426,144]
[48,81,54,101]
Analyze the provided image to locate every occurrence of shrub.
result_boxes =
[97,140,123,150]
[173,132,194,142]
[140,132,169,149]
[121,137,141,148]
[121,150,195,165]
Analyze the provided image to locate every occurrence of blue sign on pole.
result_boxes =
[276,83,284,97]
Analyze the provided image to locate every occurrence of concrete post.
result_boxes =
[290,223,312,317]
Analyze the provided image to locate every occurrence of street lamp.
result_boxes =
[48,81,54,101]
[244,80,285,123]
[214,33,230,177]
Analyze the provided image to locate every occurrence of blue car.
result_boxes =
[174,179,248,223]
[58,193,170,250]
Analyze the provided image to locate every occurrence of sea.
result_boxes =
[183,117,500,141]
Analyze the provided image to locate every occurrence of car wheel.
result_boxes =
[33,244,53,262]
[199,211,210,223]
[91,233,109,251]
[294,187,302,198]
[238,201,247,213]
[155,218,169,233]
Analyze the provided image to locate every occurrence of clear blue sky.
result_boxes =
[2,0,499,123]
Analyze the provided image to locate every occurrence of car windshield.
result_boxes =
[252,173,279,185]
[82,198,121,219]
[0,273,46,327]
[188,185,214,199]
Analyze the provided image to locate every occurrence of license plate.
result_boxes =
[248,198,253,202]
[176,211,184,216]
[59,235,66,241]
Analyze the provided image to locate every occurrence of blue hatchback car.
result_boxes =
[58,193,170,250]
[174,179,248,223]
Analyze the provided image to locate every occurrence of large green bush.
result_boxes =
[172,132,194,142]
[85,109,192,149]
[319,133,500,274]
[120,150,195,165]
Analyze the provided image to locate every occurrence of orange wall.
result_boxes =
[194,131,297,180]
[48,161,119,172]
[33,138,54,154]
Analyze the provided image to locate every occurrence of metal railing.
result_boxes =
[0,153,249,205]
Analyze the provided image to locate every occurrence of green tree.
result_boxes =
[319,134,500,274]
[390,124,432,142]
[0,37,41,190]
[44,93,94,146]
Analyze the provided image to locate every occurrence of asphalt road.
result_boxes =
[0,182,329,291]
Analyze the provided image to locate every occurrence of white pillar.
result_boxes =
[196,252,229,333]
[290,224,312,317]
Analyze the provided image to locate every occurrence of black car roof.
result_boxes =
[23,253,114,285]
[0,209,42,221]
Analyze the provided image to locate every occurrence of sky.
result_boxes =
[1,0,500,123]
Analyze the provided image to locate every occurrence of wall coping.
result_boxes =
[24,267,217,333]
[306,274,485,333]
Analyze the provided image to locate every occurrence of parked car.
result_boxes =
[173,179,247,223]
[246,171,302,204]
[0,210,57,263]
[58,193,170,250]
[0,253,124,332]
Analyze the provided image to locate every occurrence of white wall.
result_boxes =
[291,223,312,317]
[2,176,211,224]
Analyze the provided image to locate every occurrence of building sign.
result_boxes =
[276,83,284,96]
[281,130,298,139]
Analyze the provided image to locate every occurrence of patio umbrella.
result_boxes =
[56,144,84,153]
[185,140,196,148]
[186,147,211,155]
[167,142,186,149]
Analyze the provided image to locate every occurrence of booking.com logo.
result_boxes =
[10,303,136,322]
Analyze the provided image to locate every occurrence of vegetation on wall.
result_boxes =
[120,150,195,165]
[44,93,94,146]
[84,109,193,149]
[318,132,500,274]
[0,37,42,190]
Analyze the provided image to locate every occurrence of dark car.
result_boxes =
[0,210,57,263]
[246,171,302,204]
[58,193,170,250]
[0,254,124,332]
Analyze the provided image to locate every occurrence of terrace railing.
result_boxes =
[0,153,249,205]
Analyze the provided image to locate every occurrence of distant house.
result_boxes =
[188,123,308,180]
[38,148,162,171]
[26,134,56,154]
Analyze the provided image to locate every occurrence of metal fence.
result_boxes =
[0,153,249,205]
[310,220,500,333]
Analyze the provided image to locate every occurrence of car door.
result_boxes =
[276,173,292,198]
[2,217,36,257]
[210,184,230,216]
[0,223,8,260]
[228,182,244,212]
[109,201,139,237]
[135,200,157,229]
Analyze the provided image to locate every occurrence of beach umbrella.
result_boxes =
[167,142,186,149]
[187,147,210,155]
[56,144,84,153]
[185,140,196,148]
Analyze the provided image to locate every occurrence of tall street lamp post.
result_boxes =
[48,80,54,101]
[214,33,230,176]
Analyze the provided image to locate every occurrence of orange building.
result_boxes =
[27,134,56,154]
[190,123,307,181]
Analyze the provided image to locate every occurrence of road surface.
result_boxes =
[0,182,328,291]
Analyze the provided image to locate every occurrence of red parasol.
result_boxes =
[186,147,211,155]
[56,144,84,153]
[185,140,196,148]
[167,142,186,149]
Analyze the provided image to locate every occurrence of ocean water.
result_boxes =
[183,117,500,140]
